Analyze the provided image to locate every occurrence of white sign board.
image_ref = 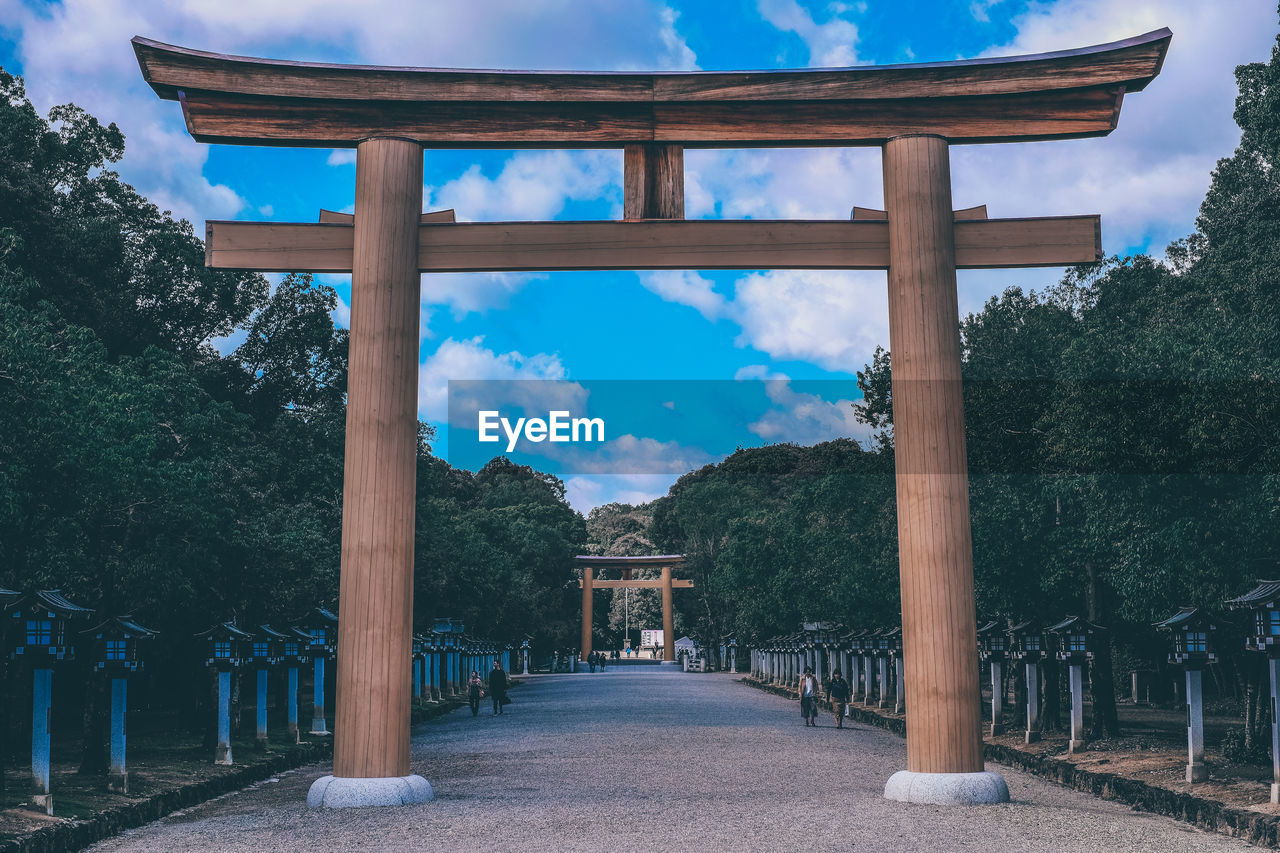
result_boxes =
[641,629,664,647]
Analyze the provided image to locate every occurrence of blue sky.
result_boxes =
[1,0,1275,511]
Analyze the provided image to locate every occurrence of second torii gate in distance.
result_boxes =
[134,26,1169,809]
[576,555,691,664]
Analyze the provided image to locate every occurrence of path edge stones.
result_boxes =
[0,698,470,853]
[743,677,1280,848]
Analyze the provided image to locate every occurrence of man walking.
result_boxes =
[488,660,509,715]
[828,669,851,729]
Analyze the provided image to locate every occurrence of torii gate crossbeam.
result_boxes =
[134,27,1170,809]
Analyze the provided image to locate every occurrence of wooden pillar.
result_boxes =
[624,144,684,220]
[883,133,983,775]
[661,565,675,662]
[333,137,423,781]
[581,567,593,662]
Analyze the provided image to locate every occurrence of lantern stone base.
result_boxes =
[30,794,52,816]
[1024,730,1041,744]
[215,745,232,765]
[1271,782,1279,805]
[1187,762,1207,783]
[307,774,433,808]
[1068,738,1086,753]
[108,771,128,795]
[884,770,1010,806]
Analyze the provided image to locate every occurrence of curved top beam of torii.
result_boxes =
[132,29,1169,148]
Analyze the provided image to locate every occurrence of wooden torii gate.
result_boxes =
[134,27,1169,808]
[575,555,691,663]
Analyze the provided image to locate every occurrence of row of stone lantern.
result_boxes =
[196,611,524,768]
[2,589,158,812]
[196,607,338,767]
[749,623,904,714]
[977,616,1104,753]
[409,618,519,704]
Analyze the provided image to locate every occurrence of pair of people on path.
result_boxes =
[798,666,851,728]
[467,661,510,716]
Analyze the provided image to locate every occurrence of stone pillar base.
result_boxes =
[1270,781,1279,804]
[310,723,330,736]
[307,774,433,808]
[215,745,232,765]
[1025,730,1040,744]
[30,794,52,815]
[884,770,1010,806]
[1068,739,1086,753]
[990,722,1003,736]
[108,772,128,795]
[255,737,268,753]
[1186,762,1207,783]
[660,660,679,666]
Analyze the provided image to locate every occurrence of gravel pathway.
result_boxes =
[87,669,1253,852]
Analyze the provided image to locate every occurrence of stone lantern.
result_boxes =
[1155,606,1216,783]
[294,608,337,735]
[977,620,1007,735]
[860,629,882,706]
[278,627,308,742]
[873,628,893,709]
[249,625,288,751]
[7,589,92,812]
[1047,615,1103,753]
[411,634,425,704]
[1227,580,1280,801]
[433,617,461,694]
[883,626,904,714]
[194,621,252,765]
[1007,620,1045,744]
[520,637,531,675]
[82,615,155,794]
[727,637,738,674]
[848,629,869,701]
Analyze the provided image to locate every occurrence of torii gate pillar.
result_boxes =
[881,134,1007,804]
[308,137,434,808]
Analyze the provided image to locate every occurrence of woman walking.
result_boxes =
[467,670,484,717]
[799,666,821,727]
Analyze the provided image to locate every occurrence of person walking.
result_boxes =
[467,670,484,717]
[488,660,509,715]
[798,666,821,726]
[828,669,851,729]
[588,652,597,673]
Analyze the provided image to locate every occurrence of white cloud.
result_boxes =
[747,377,871,446]
[637,271,726,321]
[326,150,357,167]
[731,269,888,371]
[756,0,860,66]
[420,272,544,319]
[564,474,680,514]
[417,336,570,421]
[426,150,621,222]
